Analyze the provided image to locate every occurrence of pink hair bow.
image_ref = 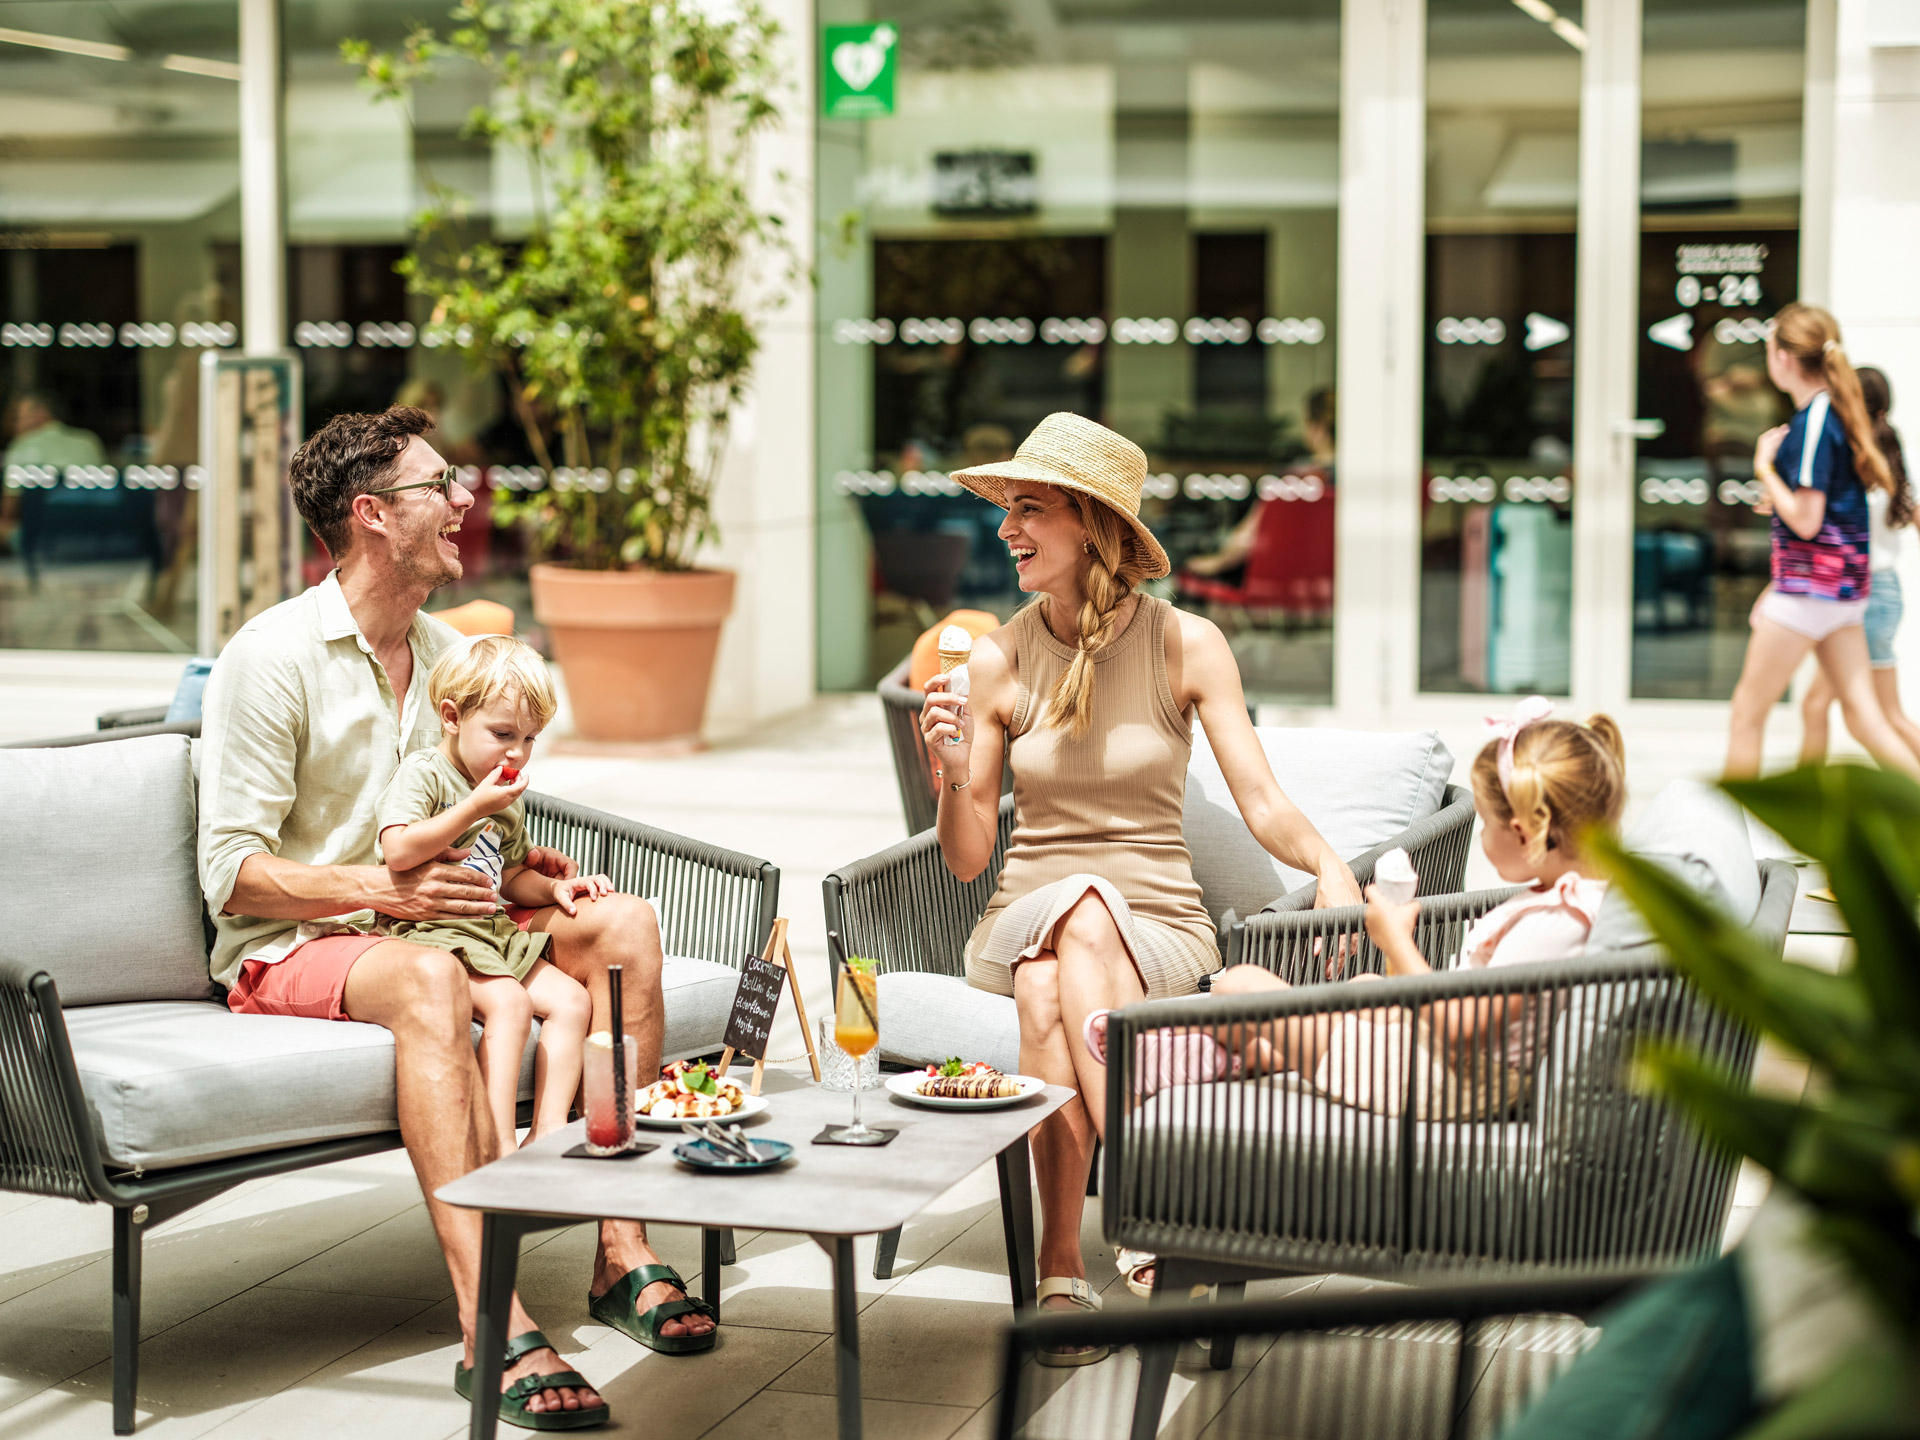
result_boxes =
[1486,695,1555,797]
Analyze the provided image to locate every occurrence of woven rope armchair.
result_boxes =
[1113,864,1797,1436]
[1107,863,1795,1277]
[1101,860,1796,1436]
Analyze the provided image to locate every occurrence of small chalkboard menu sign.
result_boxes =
[723,952,786,1060]
[717,917,820,1094]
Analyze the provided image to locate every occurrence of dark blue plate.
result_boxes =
[672,1137,793,1172]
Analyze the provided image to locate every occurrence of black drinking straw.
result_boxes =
[607,965,627,1140]
[828,930,878,1029]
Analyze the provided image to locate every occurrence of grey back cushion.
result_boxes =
[2,734,216,1005]
[1586,778,1760,951]
[1185,727,1453,929]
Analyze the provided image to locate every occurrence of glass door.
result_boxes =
[1628,0,1808,698]
[1419,0,1585,696]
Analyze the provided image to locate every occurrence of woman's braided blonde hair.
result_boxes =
[1042,493,1156,739]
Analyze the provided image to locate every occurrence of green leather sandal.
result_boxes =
[587,1264,718,1355]
[454,1329,609,1431]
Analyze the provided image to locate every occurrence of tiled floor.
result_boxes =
[1,662,1835,1436]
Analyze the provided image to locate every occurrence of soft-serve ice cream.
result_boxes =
[1373,847,1418,907]
[936,625,972,745]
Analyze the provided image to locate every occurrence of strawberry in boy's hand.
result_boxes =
[497,766,520,784]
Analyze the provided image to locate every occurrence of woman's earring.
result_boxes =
[1083,541,1095,555]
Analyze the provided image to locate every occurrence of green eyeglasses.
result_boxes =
[366,466,460,500]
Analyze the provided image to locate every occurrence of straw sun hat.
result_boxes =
[949,412,1171,580]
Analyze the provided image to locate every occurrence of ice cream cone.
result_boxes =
[935,626,972,746]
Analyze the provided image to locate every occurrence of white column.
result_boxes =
[1333,0,1425,725]
[1800,0,1839,306]
[238,0,285,356]
[1832,0,1920,682]
[1567,0,1641,715]
[701,0,818,735]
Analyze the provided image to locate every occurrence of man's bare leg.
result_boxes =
[529,894,715,1341]
[343,941,602,1415]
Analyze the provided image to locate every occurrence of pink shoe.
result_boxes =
[1083,1010,1239,1099]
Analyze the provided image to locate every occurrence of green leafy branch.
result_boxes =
[1591,763,1920,1431]
[344,0,792,571]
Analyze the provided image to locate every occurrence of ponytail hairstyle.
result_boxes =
[1770,303,1894,497]
[1043,492,1156,739]
[1856,366,1913,529]
[1471,712,1627,866]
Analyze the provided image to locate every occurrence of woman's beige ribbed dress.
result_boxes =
[964,594,1220,998]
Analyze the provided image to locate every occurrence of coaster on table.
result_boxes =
[811,1126,900,1147]
[563,1142,660,1161]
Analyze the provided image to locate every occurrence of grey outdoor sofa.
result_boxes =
[0,728,778,1434]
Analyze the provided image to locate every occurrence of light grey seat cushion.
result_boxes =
[1186,727,1453,927]
[69,954,742,1171]
[876,971,1021,1077]
[1128,1074,1541,1258]
[2,734,215,1005]
[659,956,742,1061]
[1587,779,1760,951]
[67,1002,413,1170]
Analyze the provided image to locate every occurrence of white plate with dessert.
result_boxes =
[885,1060,1046,1110]
[633,1060,771,1129]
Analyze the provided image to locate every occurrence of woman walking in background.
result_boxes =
[1724,305,1920,778]
[1797,366,1920,765]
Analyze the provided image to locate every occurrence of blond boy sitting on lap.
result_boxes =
[378,635,608,1152]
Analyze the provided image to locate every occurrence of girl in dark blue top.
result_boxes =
[1725,304,1916,779]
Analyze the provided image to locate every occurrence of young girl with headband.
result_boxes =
[1725,304,1920,778]
[1089,699,1627,1123]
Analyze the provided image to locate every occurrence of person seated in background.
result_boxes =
[3,391,106,470]
[1183,385,1336,584]
[5,392,112,580]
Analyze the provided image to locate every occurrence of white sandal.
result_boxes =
[1117,1248,1207,1301]
[1116,1248,1158,1299]
[1034,1276,1109,1368]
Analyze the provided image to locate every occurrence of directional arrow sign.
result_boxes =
[1524,312,1570,351]
[1648,312,1694,352]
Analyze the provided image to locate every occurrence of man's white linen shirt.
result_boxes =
[197,571,461,989]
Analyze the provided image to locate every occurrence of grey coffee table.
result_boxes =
[437,1066,1073,1440]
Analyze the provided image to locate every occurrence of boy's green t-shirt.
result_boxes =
[375,747,531,886]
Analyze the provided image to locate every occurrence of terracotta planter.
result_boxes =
[529,563,736,744]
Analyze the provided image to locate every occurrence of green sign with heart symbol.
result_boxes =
[822,22,897,119]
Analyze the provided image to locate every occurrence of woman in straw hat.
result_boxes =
[921,412,1361,1363]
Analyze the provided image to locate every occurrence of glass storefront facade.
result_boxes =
[0,0,1824,720]
[1,1,557,654]
[0,1,241,653]
[1420,0,1583,696]
[816,0,1341,699]
[1629,0,1805,699]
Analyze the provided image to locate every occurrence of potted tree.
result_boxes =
[347,0,789,742]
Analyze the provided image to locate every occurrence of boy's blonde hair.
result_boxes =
[428,634,556,730]
[1470,714,1626,864]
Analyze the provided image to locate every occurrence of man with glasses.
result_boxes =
[197,406,712,1427]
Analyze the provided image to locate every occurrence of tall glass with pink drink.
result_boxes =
[583,1031,637,1155]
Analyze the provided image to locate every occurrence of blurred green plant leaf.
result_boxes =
[1725,767,1920,1035]
[1737,1346,1920,1440]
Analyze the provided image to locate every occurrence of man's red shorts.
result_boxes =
[226,908,545,1021]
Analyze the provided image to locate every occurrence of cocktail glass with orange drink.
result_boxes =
[828,958,885,1143]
